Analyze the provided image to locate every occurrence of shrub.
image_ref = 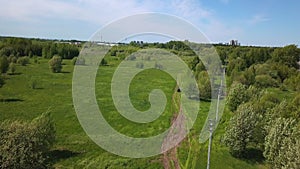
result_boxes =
[48,55,62,73]
[72,57,85,65]
[0,112,55,168]
[17,56,30,66]
[0,76,4,87]
[127,54,136,61]
[255,75,279,88]
[224,103,258,157]
[29,77,38,89]
[100,58,107,66]
[9,63,16,74]
[0,56,9,73]
[136,62,144,69]
[226,82,249,112]
[154,62,163,70]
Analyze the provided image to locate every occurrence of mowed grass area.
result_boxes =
[0,58,269,168]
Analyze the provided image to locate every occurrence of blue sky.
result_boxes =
[0,0,299,46]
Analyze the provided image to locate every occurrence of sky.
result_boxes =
[0,0,299,46]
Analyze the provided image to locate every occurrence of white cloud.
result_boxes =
[0,0,241,42]
[248,14,270,25]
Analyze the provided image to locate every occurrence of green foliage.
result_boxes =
[0,76,4,87]
[100,58,107,66]
[255,74,279,88]
[284,73,300,91]
[126,54,136,61]
[0,56,9,73]
[226,82,249,112]
[272,44,300,68]
[48,55,62,73]
[186,83,199,99]
[197,71,211,100]
[154,62,163,70]
[188,56,200,71]
[8,55,17,63]
[29,77,38,89]
[72,57,85,65]
[279,133,300,169]
[17,56,30,66]
[224,103,258,157]
[135,62,144,69]
[263,118,296,168]
[9,62,16,74]
[0,112,55,169]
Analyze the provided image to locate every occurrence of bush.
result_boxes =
[29,77,38,89]
[48,55,62,73]
[17,56,30,66]
[136,62,144,69]
[9,63,16,74]
[72,57,85,65]
[127,54,136,61]
[0,56,9,73]
[0,112,55,168]
[8,55,17,63]
[255,75,279,88]
[100,58,107,66]
[71,57,77,65]
[0,76,4,87]
[226,82,249,112]
[224,103,258,157]
[284,73,300,91]
[154,62,163,70]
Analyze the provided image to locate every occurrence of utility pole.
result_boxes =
[207,120,214,169]
[207,77,223,169]
[215,80,222,122]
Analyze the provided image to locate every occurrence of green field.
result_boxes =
[0,57,271,168]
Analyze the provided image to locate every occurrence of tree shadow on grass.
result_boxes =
[60,71,70,74]
[8,73,22,76]
[0,98,24,102]
[242,148,265,164]
[49,149,82,163]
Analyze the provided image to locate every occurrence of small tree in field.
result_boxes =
[0,56,9,74]
[0,76,4,87]
[264,117,296,169]
[48,55,62,73]
[0,112,55,168]
[9,63,16,74]
[224,103,258,157]
[226,82,249,112]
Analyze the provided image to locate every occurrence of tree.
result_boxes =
[72,57,85,65]
[48,55,62,73]
[186,83,199,99]
[0,112,55,168]
[0,76,4,87]
[264,118,296,169]
[9,63,16,74]
[279,133,300,169]
[136,62,144,69]
[197,71,211,100]
[272,44,300,68]
[224,103,258,157]
[100,58,107,66]
[17,56,30,66]
[226,82,249,112]
[0,56,9,73]
[255,74,279,88]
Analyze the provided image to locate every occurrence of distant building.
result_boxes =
[230,40,240,46]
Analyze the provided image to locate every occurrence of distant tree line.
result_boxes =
[0,37,80,59]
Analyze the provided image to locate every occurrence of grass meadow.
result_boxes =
[0,57,270,169]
